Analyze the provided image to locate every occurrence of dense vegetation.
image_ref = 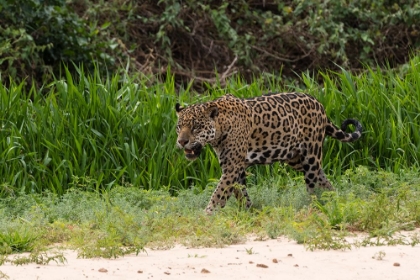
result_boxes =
[1,56,420,196]
[0,167,419,262]
[1,1,420,269]
[1,0,420,88]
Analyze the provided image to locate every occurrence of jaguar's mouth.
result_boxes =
[184,146,202,160]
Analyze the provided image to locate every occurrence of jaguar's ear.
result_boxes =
[175,103,183,114]
[207,105,218,119]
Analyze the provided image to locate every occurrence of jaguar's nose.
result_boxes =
[178,139,189,147]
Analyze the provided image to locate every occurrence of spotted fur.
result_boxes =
[175,93,362,214]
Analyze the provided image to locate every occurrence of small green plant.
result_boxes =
[0,229,38,254]
[245,247,255,255]
[0,270,9,279]
[409,234,420,247]
[312,192,346,230]
[74,207,147,259]
[188,254,206,258]
[0,251,66,266]
[372,251,386,260]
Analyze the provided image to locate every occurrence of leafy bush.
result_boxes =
[78,0,420,85]
[0,0,118,87]
[2,0,420,89]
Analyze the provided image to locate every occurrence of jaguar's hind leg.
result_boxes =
[303,159,334,194]
[317,169,334,190]
[233,171,252,208]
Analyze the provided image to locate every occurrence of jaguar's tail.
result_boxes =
[326,119,363,142]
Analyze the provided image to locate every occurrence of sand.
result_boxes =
[1,235,419,280]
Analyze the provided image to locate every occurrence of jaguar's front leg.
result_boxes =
[205,173,234,214]
[205,167,250,214]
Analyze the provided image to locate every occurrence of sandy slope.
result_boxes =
[1,235,419,280]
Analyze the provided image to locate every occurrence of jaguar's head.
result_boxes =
[175,102,219,160]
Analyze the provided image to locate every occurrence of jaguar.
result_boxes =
[175,93,362,214]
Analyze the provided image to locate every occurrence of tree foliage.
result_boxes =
[1,0,420,87]
[0,0,117,87]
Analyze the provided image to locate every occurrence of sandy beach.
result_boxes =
[1,235,419,280]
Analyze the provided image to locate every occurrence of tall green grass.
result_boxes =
[307,57,420,173]
[0,57,419,196]
[0,68,219,196]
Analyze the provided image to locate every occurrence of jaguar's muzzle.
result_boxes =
[183,144,203,160]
